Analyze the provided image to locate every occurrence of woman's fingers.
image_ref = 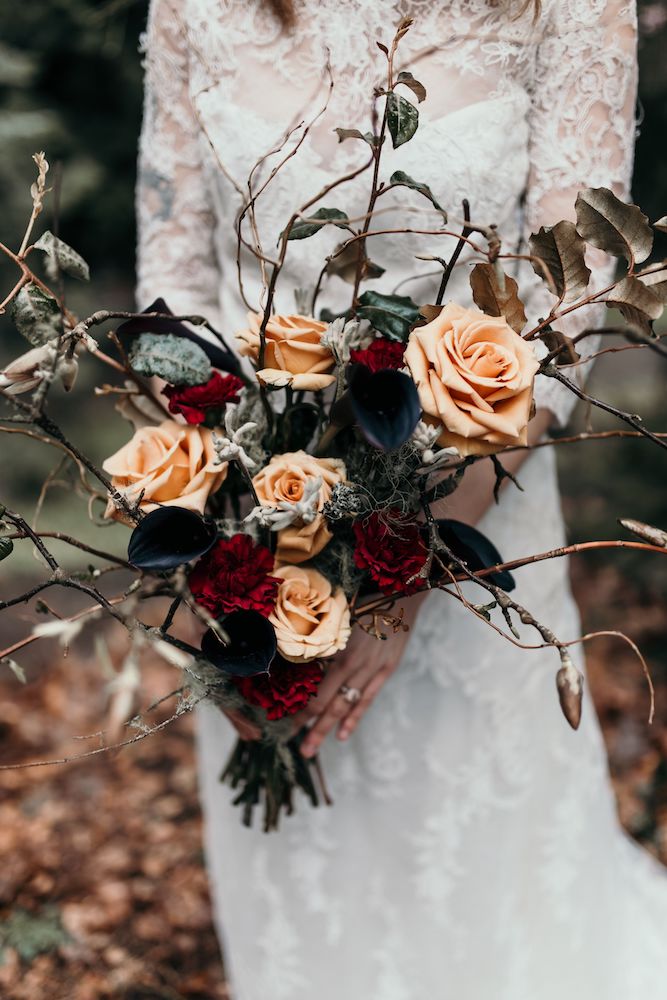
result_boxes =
[300,655,382,758]
[337,665,391,741]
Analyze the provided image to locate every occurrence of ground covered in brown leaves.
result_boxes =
[1,559,666,1000]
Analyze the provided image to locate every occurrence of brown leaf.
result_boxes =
[575,187,653,265]
[469,263,527,334]
[541,329,581,366]
[606,275,664,334]
[529,221,591,302]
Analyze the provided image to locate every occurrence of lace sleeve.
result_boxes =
[521,0,638,426]
[136,0,221,323]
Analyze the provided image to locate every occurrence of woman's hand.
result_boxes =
[292,591,428,758]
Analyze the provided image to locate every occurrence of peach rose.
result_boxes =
[235,311,336,390]
[405,302,540,456]
[252,450,346,564]
[102,419,226,521]
[269,564,351,662]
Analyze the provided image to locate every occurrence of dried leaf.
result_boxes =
[386,92,419,148]
[529,221,591,302]
[575,187,653,265]
[395,70,426,104]
[326,242,385,284]
[469,263,527,334]
[653,216,667,233]
[636,268,667,304]
[541,329,581,366]
[606,275,664,333]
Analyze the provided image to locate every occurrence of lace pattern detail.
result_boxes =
[139,4,667,999]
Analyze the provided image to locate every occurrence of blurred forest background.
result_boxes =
[0,2,667,997]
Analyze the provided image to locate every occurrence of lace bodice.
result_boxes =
[136,0,638,423]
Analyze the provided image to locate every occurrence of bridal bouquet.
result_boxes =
[1,19,666,830]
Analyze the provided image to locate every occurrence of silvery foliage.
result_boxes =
[213,403,260,470]
[412,420,459,470]
[320,316,373,366]
[245,475,323,531]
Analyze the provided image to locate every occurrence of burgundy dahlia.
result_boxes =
[163,371,244,424]
[234,655,324,720]
[349,338,406,373]
[353,509,428,595]
[188,534,279,617]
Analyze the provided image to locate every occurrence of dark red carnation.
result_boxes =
[163,371,244,424]
[349,338,406,373]
[234,655,324,720]
[188,534,279,616]
[353,509,428,595]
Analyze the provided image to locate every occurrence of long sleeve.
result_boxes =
[521,0,639,426]
[136,0,222,324]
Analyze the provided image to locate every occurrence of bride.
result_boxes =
[136,1,667,997]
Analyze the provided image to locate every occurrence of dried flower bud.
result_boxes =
[0,343,56,395]
[556,653,583,730]
[57,356,79,392]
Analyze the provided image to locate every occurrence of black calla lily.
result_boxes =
[128,506,217,572]
[434,518,516,591]
[348,364,421,452]
[201,610,278,677]
[116,297,241,375]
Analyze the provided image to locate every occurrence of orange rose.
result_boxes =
[102,419,226,521]
[235,311,336,390]
[405,302,540,456]
[252,450,346,564]
[269,564,351,662]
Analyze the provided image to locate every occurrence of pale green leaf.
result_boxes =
[10,284,61,345]
[34,230,90,281]
[129,333,212,386]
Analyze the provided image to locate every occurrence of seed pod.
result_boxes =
[556,654,583,730]
[57,356,79,392]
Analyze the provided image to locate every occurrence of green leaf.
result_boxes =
[606,275,664,333]
[575,188,653,265]
[333,128,380,147]
[529,221,591,303]
[389,171,445,215]
[285,207,349,241]
[129,333,212,386]
[34,230,90,281]
[0,537,13,561]
[2,655,25,683]
[10,283,62,345]
[395,71,426,104]
[469,263,527,334]
[386,92,419,148]
[356,290,420,342]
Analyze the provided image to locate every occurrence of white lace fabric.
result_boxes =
[136,4,667,999]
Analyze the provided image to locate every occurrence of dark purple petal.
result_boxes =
[349,365,420,452]
[128,506,217,572]
[201,610,278,677]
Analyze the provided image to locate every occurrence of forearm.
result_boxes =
[430,409,555,527]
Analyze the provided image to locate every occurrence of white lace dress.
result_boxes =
[136,2,667,997]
